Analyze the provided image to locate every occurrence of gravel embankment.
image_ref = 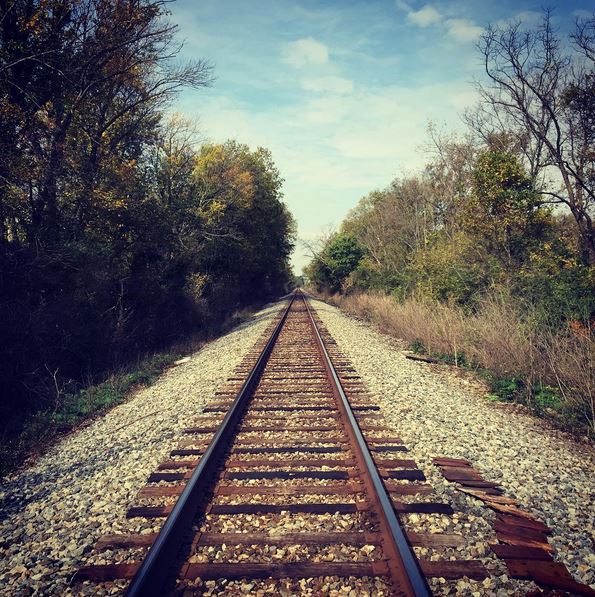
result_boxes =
[0,302,282,596]
[2,296,592,596]
[311,298,595,595]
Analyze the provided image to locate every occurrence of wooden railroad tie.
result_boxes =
[432,456,595,596]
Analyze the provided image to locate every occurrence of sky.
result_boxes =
[168,0,592,273]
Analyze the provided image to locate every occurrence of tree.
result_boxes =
[305,233,365,293]
[462,150,551,271]
[0,0,213,246]
[423,125,478,235]
[343,178,434,277]
[468,10,595,264]
[191,141,295,307]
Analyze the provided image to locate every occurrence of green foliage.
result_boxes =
[463,150,551,269]
[488,376,525,402]
[310,146,592,327]
[485,375,564,417]
[410,339,426,354]
[533,386,564,413]
[514,243,595,324]
[327,234,366,282]
[306,233,365,293]
[55,352,179,426]
[407,232,498,307]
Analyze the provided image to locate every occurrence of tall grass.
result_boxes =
[328,292,594,435]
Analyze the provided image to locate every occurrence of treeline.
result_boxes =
[0,1,294,443]
[307,11,594,433]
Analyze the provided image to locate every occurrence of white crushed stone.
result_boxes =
[3,295,592,596]
[0,302,281,596]
[311,298,595,595]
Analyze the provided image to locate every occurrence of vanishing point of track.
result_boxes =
[75,291,489,595]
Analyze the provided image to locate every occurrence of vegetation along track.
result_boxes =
[74,291,490,596]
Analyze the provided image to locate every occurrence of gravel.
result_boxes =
[311,298,595,595]
[2,295,592,596]
[181,575,392,596]
[0,302,282,596]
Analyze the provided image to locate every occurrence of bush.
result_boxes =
[514,244,595,324]
[406,232,499,307]
[332,291,594,435]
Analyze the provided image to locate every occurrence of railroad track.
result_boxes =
[75,291,489,595]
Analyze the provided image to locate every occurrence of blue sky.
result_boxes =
[169,0,592,272]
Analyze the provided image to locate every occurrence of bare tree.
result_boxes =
[466,10,595,264]
[573,14,595,61]
[301,226,337,268]
[423,124,478,235]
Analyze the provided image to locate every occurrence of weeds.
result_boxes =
[0,352,179,477]
[327,291,594,436]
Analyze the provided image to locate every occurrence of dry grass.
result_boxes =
[325,291,594,434]
[544,324,594,430]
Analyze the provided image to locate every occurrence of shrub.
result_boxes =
[514,244,595,324]
[406,232,498,307]
[332,291,594,435]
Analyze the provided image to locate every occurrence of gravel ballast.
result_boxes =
[311,298,595,595]
[0,302,282,596]
[2,295,593,596]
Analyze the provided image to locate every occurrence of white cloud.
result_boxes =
[495,10,543,29]
[514,11,543,25]
[572,9,593,19]
[446,19,483,42]
[283,37,329,68]
[408,5,441,27]
[396,2,482,43]
[302,76,354,94]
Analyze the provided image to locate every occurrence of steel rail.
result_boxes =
[126,292,296,597]
[301,292,431,597]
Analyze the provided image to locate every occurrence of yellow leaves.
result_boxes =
[90,190,127,212]
[204,200,226,225]
[166,153,181,166]
[227,167,254,207]
[194,144,226,173]
[113,158,139,178]
[22,6,45,35]
[184,273,209,301]
[193,143,256,215]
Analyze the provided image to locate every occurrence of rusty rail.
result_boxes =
[303,294,430,596]
[125,293,296,597]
